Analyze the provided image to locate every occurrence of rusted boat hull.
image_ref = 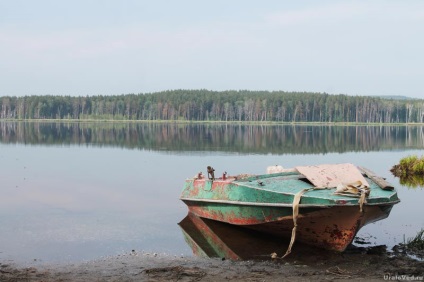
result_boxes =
[245,205,392,251]
[182,201,393,251]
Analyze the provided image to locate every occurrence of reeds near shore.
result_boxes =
[407,229,424,251]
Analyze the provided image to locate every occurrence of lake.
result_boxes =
[0,121,423,264]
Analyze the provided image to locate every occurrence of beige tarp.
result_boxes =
[295,163,369,188]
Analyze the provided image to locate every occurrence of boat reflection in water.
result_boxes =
[178,212,322,261]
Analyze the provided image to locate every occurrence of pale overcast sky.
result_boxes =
[1,1,423,98]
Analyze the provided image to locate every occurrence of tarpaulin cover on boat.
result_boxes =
[295,163,370,188]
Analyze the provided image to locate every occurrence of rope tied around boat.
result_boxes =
[280,182,370,258]
[281,187,314,259]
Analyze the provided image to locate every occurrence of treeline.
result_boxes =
[1,90,423,123]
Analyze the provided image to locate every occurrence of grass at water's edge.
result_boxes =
[407,229,424,251]
[391,155,424,176]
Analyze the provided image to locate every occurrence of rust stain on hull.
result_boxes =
[245,205,389,251]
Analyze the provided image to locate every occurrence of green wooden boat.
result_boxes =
[180,163,400,253]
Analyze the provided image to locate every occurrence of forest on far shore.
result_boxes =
[0,90,423,123]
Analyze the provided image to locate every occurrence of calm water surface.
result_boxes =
[0,122,423,264]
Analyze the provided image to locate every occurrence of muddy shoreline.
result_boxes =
[1,246,422,282]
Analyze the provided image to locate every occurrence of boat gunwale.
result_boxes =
[179,197,401,207]
[185,179,399,205]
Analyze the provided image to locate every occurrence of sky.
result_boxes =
[0,0,423,98]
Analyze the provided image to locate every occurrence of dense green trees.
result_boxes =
[1,90,423,123]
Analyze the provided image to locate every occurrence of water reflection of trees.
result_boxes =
[397,175,424,189]
[1,122,423,154]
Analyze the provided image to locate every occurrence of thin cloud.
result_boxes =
[265,2,424,26]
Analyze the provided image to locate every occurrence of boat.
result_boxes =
[180,163,400,255]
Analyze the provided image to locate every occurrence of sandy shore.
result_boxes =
[1,246,423,282]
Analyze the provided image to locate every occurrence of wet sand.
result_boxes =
[1,246,422,281]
